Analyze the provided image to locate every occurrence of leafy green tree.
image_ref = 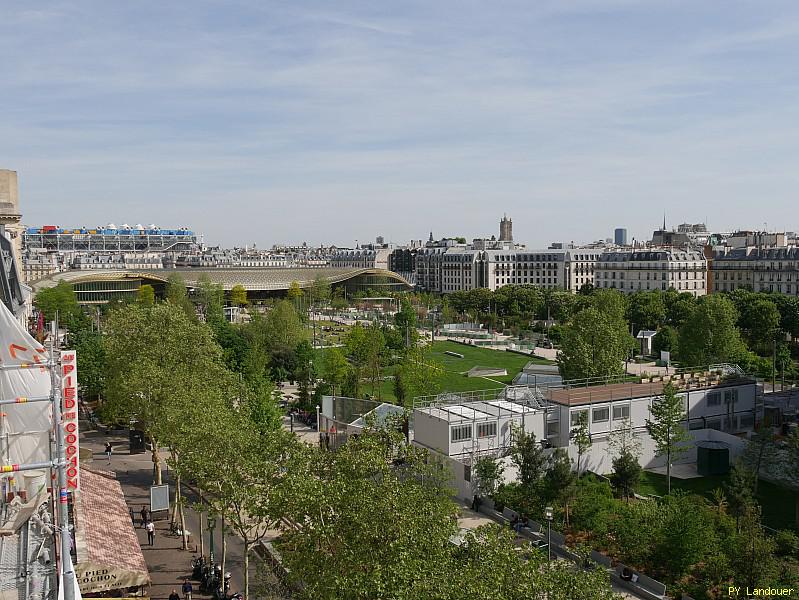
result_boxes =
[611,449,642,502]
[678,294,746,366]
[571,411,592,475]
[164,272,195,317]
[287,280,304,312]
[294,340,316,409]
[319,347,351,396]
[69,328,106,401]
[732,292,781,353]
[473,455,503,499]
[725,460,755,532]
[544,448,577,525]
[261,299,307,352]
[395,345,444,407]
[743,426,778,494]
[646,382,689,494]
[137,284,155,306]
[627,291,666,333]
[652,325,678,358]
[508,425,546,490]
[663,290,697,328]
[309,275,332,307]
[229,284,248,307]
[394,296,418,348]
[445,525,618,600]
[103,303,234,484]
[279,423,456,600]
[195,274,225,327]
[654,494,718,580]
[571,477,615,542]
[34,280,88,331]
[558,306,635,380]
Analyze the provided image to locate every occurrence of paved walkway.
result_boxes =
[81,430,246,600]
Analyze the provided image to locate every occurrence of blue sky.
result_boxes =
[1,1,798,247]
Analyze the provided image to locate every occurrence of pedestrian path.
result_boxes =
[81,430,245,600]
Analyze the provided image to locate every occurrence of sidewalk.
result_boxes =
[81,430,245,600]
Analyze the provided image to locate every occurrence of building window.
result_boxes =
[478,422,497,438]
[707,391,721,407]
[706,419,722,431]
[724,389,738,405]
[689,420,704,430]
[612,405,630,421]
[738,414,754,431]
[570,409,588,426]
[546,421,560,437]
[451,424,472,443]
[592,407,610,423]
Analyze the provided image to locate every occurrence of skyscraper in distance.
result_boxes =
[614,228,628,246]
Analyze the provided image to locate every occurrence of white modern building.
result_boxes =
[412,366,759,501]
[595,249,707,296]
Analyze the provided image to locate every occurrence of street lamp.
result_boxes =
[207,517,216,566]
[545,506,553,562]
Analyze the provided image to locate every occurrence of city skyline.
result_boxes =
[3,2,799,247]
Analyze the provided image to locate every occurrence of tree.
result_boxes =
[279,423,457,600]
[678,294,746,366]
[34,280,88,331]
[230,284,248,307]
[652,325,678,358]
[165,273,195,317]
[309,275,332,307]
[571,411,592,475]
[137,284,155,306]
[473,455,503,499]
[394,296,418,349]
[646,382,689,494]
[103,303,234,485]
[260,300,307,352]
[195,274,225,327]
[606,416,643,497]
[743,426,778,494]
[611,449,642,502]
[395,345,444,407]
[287,280,304,312]
[627,291,666,333]
[508,425,546,490]
[558,306,635,380]
[69,328,106,401]
[294,340,316,409]
[544,448,577,525]
[319,347,350,397]
[663,290,697,329]
[734,294,781,353]
[725,461,756,532]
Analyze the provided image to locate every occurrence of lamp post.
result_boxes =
[208,516,216,566]
[545,506,553,562]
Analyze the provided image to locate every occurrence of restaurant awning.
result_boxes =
[73,467,150,595]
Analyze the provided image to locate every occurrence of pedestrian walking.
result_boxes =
[182,578,193,600]
[145,520,155,545]
[140,505,150,528]
[104,441,113,464]
[168,590,180,600]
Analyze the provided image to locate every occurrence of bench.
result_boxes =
[613,564,667,600]
[501,507,519,524]
[444,351,465,358]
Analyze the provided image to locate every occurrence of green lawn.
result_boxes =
[638,471,798,531]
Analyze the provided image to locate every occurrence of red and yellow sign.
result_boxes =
[61,350,80,490]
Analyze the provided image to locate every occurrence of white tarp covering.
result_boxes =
[0,300,52,467]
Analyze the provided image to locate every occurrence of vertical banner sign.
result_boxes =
[61,350,80,491]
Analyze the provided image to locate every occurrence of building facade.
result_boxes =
[711,246,799,296]
[595,249,707,296]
